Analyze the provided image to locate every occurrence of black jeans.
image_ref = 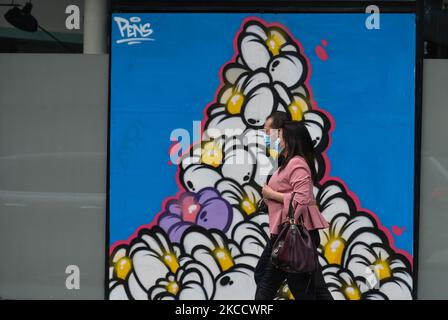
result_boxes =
[254,230,333,300]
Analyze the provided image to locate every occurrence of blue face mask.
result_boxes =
[274,137,282,153]
[264,134,271,150]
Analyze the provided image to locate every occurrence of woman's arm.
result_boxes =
[262,185,285,203]
[262,158,311,205]
[281,158,311,219]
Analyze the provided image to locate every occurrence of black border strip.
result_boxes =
[105,0,112,300]
[111,1,416,13]
[106,0,422,300]
[413,0,424,300]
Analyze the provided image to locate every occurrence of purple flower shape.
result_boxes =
[157,187,233,243]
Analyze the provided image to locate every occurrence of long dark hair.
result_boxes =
[268,111,291,129]
[279,121,317,184]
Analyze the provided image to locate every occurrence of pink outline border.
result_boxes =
[110,16,413,268]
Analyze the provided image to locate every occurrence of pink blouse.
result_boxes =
[267,156,329,235]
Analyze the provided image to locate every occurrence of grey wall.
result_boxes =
[0,54,108,299]
[417,60,448,299]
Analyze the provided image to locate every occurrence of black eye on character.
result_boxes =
[186,180,195,191]
[200,210,207,221]
[220,276,234,286]
[271,60,280,71]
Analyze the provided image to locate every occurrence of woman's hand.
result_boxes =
[262,184,274,200]
[263,184,285,203]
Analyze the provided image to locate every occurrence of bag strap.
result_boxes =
[288,192,305,225]
[287,192,296,220]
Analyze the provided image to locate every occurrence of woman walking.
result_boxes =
[255,120,331,300]
[254,112,288,285]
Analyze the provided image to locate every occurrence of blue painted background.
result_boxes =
[110,13,415,254]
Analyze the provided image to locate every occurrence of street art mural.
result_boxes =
[109,13,416,300]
